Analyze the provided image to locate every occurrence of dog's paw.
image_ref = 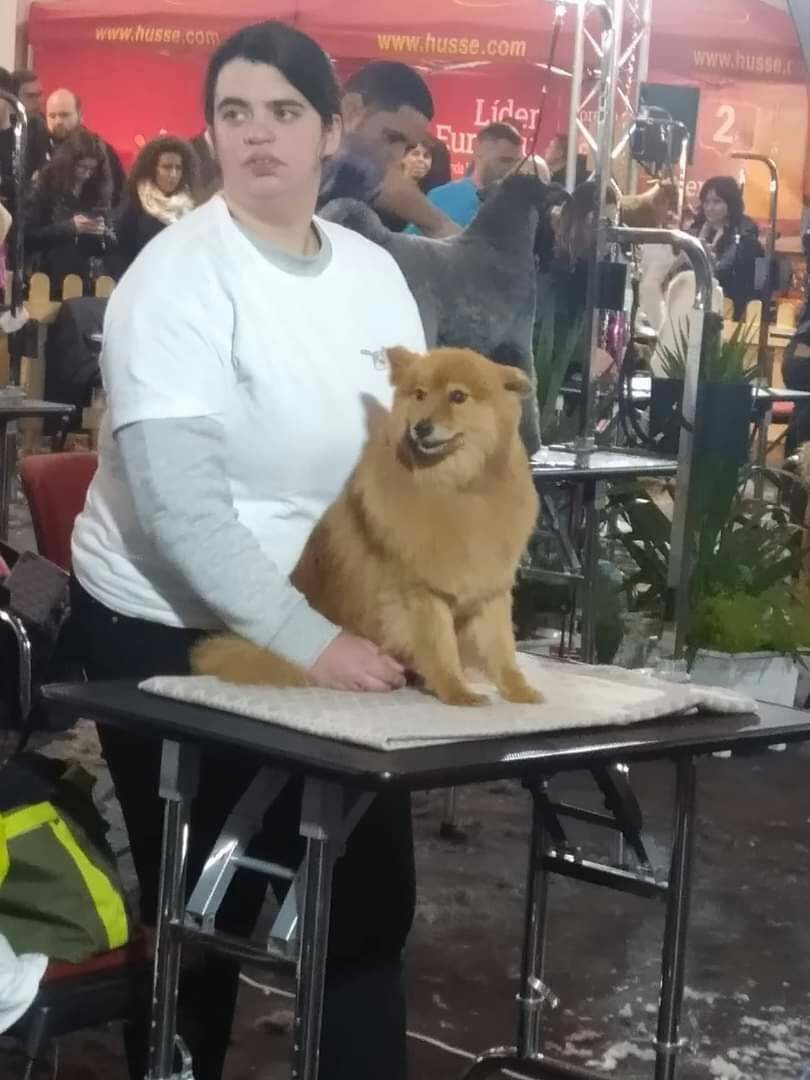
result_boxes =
[500,673,545,705]
[438,686,489,707]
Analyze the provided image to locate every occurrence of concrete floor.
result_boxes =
[3,737,809,1079]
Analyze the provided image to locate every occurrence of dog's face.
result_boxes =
[386,347,531,482]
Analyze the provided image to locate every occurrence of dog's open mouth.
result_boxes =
[408,432,463,457]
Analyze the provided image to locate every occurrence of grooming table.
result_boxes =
[41,659,810,1080]
[529,448,678,660]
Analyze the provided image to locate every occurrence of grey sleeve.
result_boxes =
[116,416,341,667]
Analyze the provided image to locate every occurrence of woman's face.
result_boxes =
[403,143,432,180]
[210,59,341,214]
[74,157,99,188]
[702,188,730,228]
[155,152,184,196]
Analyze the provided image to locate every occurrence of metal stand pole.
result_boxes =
[566,0,587,194]
[654,757,697,1080]
[148,741,200,1080]
[731,153,779,497]
[579,480,601,663]
[578,0,622,460]
[292,778,344,1080]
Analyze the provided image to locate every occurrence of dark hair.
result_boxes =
[478,122,523,147]
[11,68,38,94]
[38,127,112,211]
[0,68,13,95]
[127,135,200,206]
[204,21,341,126]
[421,136,451,193]
[555,179,617,265]
[697,175,745,228]
[345,62,434,121]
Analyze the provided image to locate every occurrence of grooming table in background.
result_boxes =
[42,658,810,1080]
[530,448,678,661]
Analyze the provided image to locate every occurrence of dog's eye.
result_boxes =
[413,388,427,401]
[448,389,468,405]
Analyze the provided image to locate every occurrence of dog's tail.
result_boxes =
[190,635,314,687]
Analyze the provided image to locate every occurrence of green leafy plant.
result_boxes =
[689,588,810,656]
[611,460,810,659]
[657,318,760,384]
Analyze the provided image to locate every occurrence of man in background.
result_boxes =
[0,67,49,203]
[8,68,49,180]
[425,122,524,229]
[320,61,458,237]
[11,69,43,117]
[45,88,125,204]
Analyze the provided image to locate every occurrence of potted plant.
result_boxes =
[650,316,758,463]
[612,458,810,705]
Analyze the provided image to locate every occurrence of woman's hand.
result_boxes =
[73,214,107,236]
[310,631,406,692]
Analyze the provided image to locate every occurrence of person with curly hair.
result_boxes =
[24,126,116,295]
[115,135,199,271]
[692,175,763,320]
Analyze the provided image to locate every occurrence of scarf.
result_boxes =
[138,180,195,225]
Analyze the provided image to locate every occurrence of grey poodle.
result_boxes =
[320,174,563,454]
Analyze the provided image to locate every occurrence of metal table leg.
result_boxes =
[0,418,14,540]
[578,479,602,664]
[464,782,588,1080]
[292,777,345,1080]
[148,740,200,1080]
[655,756,697,1080]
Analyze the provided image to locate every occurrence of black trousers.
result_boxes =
[69,578,415,1080]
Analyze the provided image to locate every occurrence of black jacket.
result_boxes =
[702,214,763,321]
[0,115,49,209]
[114,201,165,272]
[24,183,116,296]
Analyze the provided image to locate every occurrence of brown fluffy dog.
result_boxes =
[620,181,678,228]
[191,346,542,707]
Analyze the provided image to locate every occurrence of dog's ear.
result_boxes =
[501,366,533,398]
[387,346,417,387]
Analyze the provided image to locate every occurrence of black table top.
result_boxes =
[41,681,810,791]
[532,447,678,481]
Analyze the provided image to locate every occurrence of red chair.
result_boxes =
[8,451,150,1077]
[17,451,98,571]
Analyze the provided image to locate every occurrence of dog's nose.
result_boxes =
[413,419,433,440]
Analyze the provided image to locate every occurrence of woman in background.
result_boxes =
[402,136,451,195]
[115,135,199,271]
[24,127,115,295]
[692,175,763,320]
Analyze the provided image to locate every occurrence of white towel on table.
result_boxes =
[140,655,757,752]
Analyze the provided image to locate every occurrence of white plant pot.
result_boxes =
[690,650,799,707]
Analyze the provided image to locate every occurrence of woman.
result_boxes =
[24,127,115,296]
[402,139,432,184]
[534,180,619,379]
[70,21,424,1080]
[402,136,451,195]
[115,135,199,271]
[692,175,763,320]
[544,131,588,188]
